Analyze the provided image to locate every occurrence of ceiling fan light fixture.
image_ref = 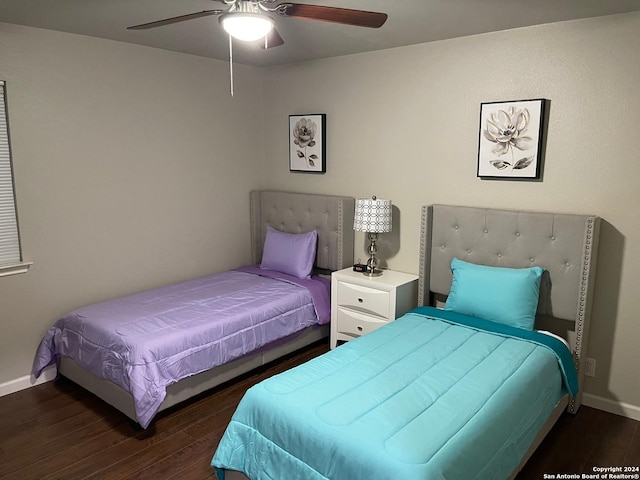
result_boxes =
[220,13,274,41]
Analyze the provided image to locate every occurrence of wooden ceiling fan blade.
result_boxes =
[258,28,285,49]
[127,10,224,30]
[277,4,387,28]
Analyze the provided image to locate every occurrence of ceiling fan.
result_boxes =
[127,0,388,49]
[128,1,387,95]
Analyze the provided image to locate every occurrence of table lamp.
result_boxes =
[353,196,392,277]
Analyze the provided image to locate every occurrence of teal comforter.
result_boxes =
[212,307,575,480]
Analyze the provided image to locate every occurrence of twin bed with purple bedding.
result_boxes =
[33,267,329,427]
[31,191,355,427]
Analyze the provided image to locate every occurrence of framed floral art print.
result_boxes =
[477,99,547,179]
[289,114,326,173]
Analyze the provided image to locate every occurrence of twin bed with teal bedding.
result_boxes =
[213,307,575,480]
[212,204,601,480]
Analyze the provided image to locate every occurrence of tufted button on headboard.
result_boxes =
[249,191,355,272]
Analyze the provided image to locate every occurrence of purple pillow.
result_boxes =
[260,226,318,279]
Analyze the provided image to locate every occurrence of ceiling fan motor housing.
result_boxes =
[219,1,275,42]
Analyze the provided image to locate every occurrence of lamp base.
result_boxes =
[363,268,383,277]
[363,232,383,277]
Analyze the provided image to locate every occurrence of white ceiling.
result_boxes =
[1,0,639,67]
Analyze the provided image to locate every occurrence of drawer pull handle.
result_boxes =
[357,326,363,332]
[357,298,364,303]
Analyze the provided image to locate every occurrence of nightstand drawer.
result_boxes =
[337,282,390,318]
[330,267,418,349]
[336,308,388,337]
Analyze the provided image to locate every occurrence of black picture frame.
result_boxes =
[289,114,326,173]
[477,99,547,179]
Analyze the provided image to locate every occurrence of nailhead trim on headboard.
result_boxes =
[418,206,430,307]
[569,215,599,413]
[249,194,258,264]
[337,201,344,269]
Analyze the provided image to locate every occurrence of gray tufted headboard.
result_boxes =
[418,204,600,412]
[249,190,355,272]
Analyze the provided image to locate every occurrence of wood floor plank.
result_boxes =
[92,431,197,480]
[42,431,194,480]
[164,458,220,480]
[127,429,223,480]
[5,446,86,480]
[0,409,116,478]
[625,425,640,466]
[0,417,42,449]
[0,379,88,435]
[587,413,639,467]
[181,398,239,441]
[2,406,107,454]
[526,405,607,475]
[14,416,136,479]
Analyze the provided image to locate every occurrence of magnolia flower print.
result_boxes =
[293,118,318,167]
[483,106,534,171]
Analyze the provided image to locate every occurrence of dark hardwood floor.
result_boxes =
[1,342,638,480]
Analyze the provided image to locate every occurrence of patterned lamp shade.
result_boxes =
[353,197,393,233]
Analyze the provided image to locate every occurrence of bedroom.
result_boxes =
[0,1,639,478]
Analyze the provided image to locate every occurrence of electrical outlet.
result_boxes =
[584,358,596,377]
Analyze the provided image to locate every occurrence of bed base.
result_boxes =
[59,325,329,424]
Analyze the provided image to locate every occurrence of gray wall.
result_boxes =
[261,13,640,412]
[0,23,266,382]
[1,13,639,415]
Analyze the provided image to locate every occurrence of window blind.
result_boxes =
[0,80,22,267]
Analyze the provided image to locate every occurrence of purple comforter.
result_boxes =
[32,268,330,428]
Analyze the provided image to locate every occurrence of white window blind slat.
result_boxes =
[0,80,22,268]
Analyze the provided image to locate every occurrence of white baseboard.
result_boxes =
[583,393,640,421]
[0,365,57,398]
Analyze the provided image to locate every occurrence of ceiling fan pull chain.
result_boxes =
[228,34,234,97]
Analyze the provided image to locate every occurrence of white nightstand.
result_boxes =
[330,267,419,349]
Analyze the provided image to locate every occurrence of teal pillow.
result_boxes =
[444,258,544,330]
